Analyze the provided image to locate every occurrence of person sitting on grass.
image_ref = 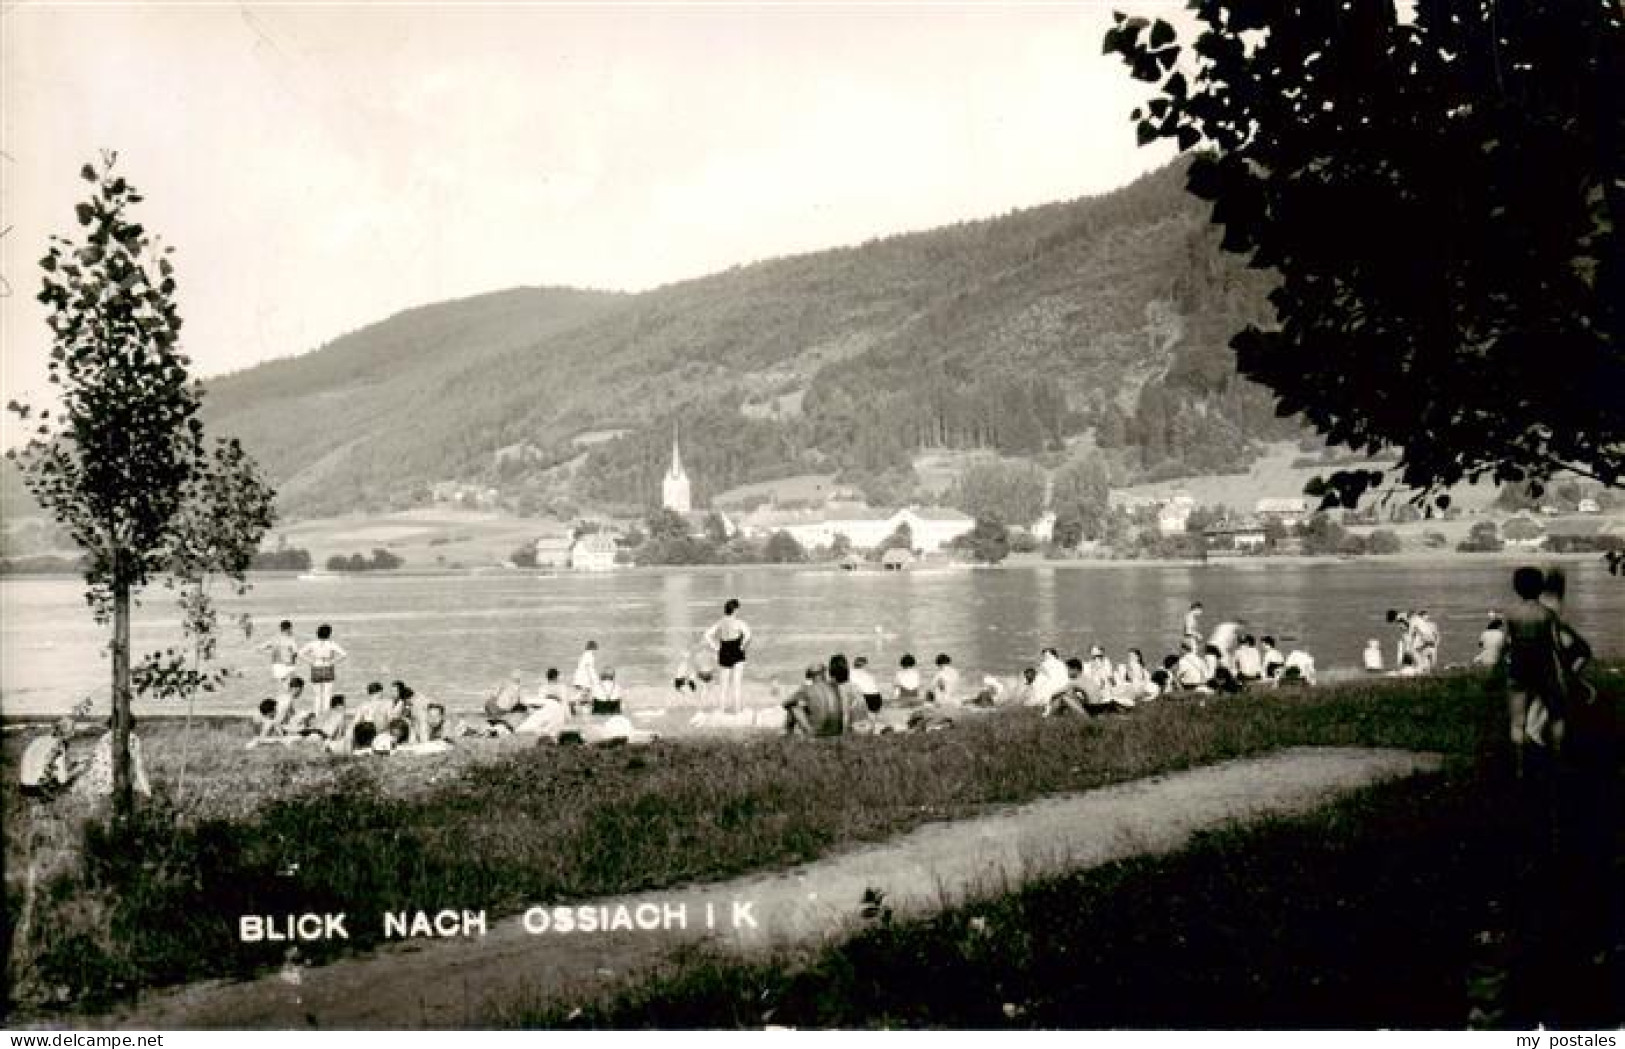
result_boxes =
[1475,615,1507,668]
[353,682,396,733]
[591,667,624,716]
[1363,637,1386,674]
[516,684,571,737]
[304,694,348,742]
[1175,639,1211,692]
[536,667,567,709]
[1235,636,1265,682]
[254,697,283,739]
[850,655,884,715]
[783,665,838,740]
[391,704,454,755]
[1259,636,1286,680]
[1279,648,1318,687]
[272,676,307,734]
[968,675,1005,707]
[1043,659,1092,717]
[19,717,81,799]
[350,719,379,754]
[894,653,923,706]
[1013,666,1040,706]
[484,670,526,731]
[77,716,151,799]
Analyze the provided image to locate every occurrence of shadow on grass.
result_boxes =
[512,751,1622,1030]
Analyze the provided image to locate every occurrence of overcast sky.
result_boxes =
[1,2,1179,423]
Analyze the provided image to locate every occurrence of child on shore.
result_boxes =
[929,653,960,705]
[572,640,600,711]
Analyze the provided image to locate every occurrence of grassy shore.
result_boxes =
[1,670,1609,1016]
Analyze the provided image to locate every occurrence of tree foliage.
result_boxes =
[952,459,1048,529]
[1106,2,1625,503]
[7,155,275,822]
[1051,455,1113,542]
[762,529,808,564]
[966,517,1011,565]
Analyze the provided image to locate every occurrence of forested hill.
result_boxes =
[198,159,1293,519]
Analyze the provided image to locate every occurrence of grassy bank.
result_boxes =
[0,671,1582,1013]
[517,753,1620,1029]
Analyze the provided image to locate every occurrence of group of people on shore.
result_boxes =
[15,569,1600,792]
[773,603,1323,738]
[1362,609,1444,675]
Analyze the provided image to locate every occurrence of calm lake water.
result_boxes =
[3,560,1620,719]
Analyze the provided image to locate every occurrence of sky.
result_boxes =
[0,2,1180,427]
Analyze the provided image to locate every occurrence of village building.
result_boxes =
[532,533,574,568]
[1255,497,1311,529]
[1157,494,1195,536]
[881,548,915,571]
[1203,517,1269,553]
[570,534,619,572]
[738,503,974,554]
[1501,515,1547,550]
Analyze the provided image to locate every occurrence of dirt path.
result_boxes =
[97,746,1441,1029]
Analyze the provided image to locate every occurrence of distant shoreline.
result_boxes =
[1,549,1609,582]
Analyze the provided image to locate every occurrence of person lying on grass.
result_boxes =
[484,670,526,731]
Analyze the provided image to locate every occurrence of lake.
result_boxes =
[3,559,1620,719]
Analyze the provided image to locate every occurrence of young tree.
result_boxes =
[7,155,275,823]
[1105,4,1625,505]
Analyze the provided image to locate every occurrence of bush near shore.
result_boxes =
[0,670,1605,1015]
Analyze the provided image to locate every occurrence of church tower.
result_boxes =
[661,425,692,513]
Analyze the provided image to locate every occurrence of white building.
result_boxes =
[739,504,974,554]
[570,534,619,572]
[533,534,574,568]
[890,507,975,553]
[1157,495,1195,536]
[661,428,692,514]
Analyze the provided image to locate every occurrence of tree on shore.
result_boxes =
[967,517,1011,565]
[1105,3,1624,506]
[6,154,275,825]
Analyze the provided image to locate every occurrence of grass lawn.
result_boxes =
[3,668,1615,1020]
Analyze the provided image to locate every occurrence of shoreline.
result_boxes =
[0,548,1610,582]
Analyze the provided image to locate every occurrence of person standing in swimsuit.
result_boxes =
[260,620,300,686]
[703,598,752,714]
[298,623,348,715]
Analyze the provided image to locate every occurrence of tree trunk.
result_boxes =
[112,573,134,827]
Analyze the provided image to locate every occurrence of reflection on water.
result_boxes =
[3,561,1620,718]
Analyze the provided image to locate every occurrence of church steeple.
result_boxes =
[661,423,692,513]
